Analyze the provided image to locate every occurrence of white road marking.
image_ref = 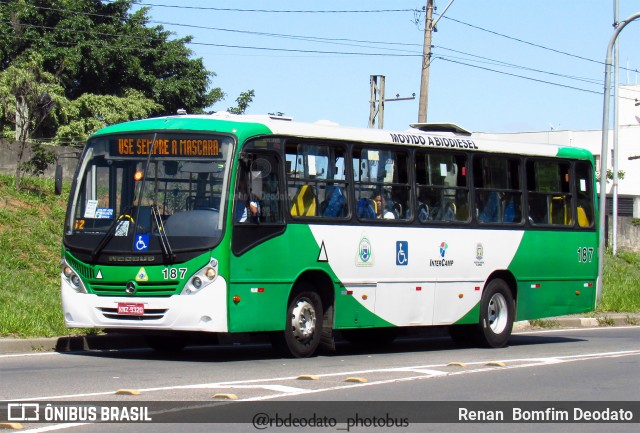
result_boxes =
[8,348,640,432]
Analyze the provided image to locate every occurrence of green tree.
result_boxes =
[0,0,225,115]
[0,52,65,189]
[228,90,255,115]
[55,89,162,145]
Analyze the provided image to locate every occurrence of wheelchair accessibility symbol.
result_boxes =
[134,234,150,252]
[396,241,408,266]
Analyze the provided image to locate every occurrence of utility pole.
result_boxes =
[369,75,415,129]
[612,0,620,255]
[417,0,434,123]
[597,11,640,303]
[369,75,386,128]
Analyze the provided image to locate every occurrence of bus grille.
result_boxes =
[66,255,94,280]
[90,281,179,297]
[98,307,167,321]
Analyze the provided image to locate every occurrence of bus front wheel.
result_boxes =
[274,290,323,358]
[476,278,514,348]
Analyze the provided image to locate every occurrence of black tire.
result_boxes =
[273,289,323,358]
[144,335,187,353]
[475,278,515,348]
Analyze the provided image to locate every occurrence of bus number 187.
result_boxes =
[162,267,187,280]
[577,247,594,263]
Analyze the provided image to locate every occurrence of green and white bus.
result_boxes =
[61,112,598,357]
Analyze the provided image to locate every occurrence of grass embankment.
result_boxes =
[600,249,640,313]
[0,172,638,338]
[0,174,83,338]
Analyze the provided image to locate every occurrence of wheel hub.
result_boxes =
[487,292,508,334]
[291,298,316,341]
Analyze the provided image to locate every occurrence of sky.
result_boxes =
[133,0,640,133]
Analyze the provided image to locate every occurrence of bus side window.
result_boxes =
[574,161,594,228]
[474,155,521,224]
[527,160,572,226]
[415,151,469,223]
[285,141,348,220]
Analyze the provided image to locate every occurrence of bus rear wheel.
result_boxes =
[476,278,514,348]
[274,290,323,358]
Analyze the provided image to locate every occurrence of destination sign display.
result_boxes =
[111,136,222,157]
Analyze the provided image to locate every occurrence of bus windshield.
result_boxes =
[64,132,234,260]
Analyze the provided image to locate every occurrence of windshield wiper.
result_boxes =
[152,205,175,262]
[91,204,134,261]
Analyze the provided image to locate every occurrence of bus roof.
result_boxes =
[91,112,594,161]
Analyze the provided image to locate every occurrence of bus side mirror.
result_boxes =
[54,164,63,195]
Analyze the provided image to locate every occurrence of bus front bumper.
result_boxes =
[61,276,229,333]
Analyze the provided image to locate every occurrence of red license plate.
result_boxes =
[117,303,144,316]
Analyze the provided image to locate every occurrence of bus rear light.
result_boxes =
[192,277,203,289]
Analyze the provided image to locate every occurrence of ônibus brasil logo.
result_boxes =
[430,241,454,267]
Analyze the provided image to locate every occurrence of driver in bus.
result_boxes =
[235,174,259,223]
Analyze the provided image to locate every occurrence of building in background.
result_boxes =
[474,84,640,220]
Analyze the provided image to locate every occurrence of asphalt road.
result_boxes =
[1,326,639,433]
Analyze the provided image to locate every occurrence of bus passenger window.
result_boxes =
[416,151,469,223]
[353,146,410,222]
[286,141,348,219]
[575,161,594,228]
[526,160,572,226]
[474,156,522,224]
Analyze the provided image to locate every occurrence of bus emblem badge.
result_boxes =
[356,233,374,267]
[125,281,136,295]
[475,243,485,267]
[135,267,148,282]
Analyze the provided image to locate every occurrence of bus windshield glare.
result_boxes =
[64,133,234,259]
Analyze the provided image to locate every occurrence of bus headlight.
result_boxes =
[182,258,219,295]
[62,260,88,294]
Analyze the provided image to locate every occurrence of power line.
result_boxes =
[433,45,603,86]
[4,2,635,98]
[126,1,417,14]
[438,14,602,65]
[1,20,422,57]
[436,57,606,96]
[3,19,615,92]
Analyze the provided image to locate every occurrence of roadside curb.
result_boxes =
[0,334,146,355]
[1,314,638,355]
[512,313,640,332]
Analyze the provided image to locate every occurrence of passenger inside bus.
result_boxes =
[374,194,395,219]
